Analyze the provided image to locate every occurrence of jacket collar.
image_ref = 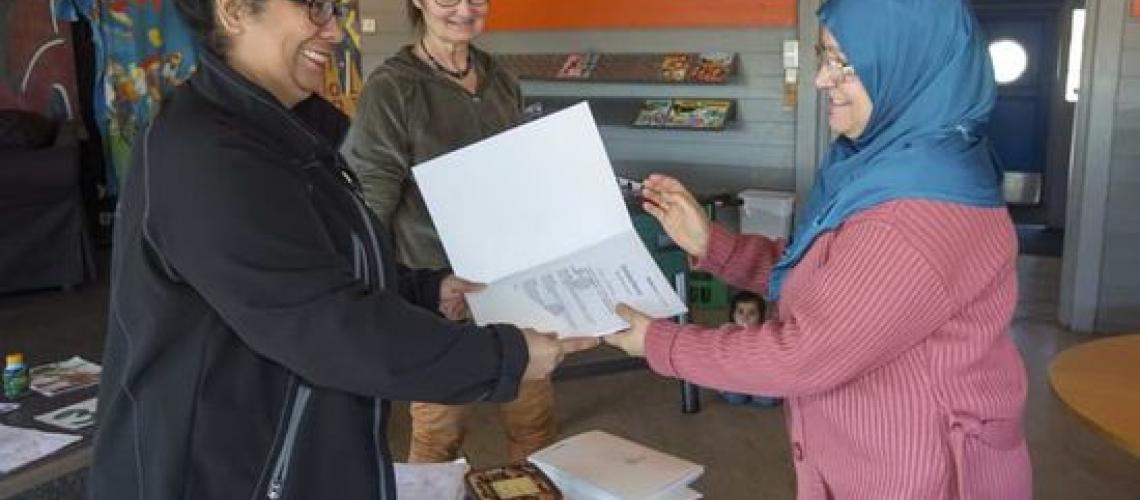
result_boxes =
[192,50,333,162]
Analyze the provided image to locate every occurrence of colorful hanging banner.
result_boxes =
[320,2,363,118]
[485,0,796,31]
[57,0,198,194]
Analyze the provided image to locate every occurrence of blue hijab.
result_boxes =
[767,0,1004,301]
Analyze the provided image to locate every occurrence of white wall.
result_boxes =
[1060,0,1140,332]
[1096,16,1140,330]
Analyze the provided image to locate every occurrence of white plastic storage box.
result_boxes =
[737,189,795,240]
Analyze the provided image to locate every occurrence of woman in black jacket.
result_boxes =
[90,0,595,498]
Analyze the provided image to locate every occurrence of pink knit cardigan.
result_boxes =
[645,200,1032,499]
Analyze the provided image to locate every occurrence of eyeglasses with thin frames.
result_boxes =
[431,0,489,8]
[295,0,352,26]
[815,43,856,85]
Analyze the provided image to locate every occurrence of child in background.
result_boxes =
[719,292,782,407]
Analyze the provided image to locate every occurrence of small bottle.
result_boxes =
[3,353,29,399]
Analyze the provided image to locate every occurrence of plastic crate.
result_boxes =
[688,271,729,310]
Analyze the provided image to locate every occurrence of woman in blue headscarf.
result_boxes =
[605,0,1032,497]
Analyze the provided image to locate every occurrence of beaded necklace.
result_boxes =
[420,39,472,79]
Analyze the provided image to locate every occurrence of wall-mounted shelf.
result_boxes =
[499,52,738,85]
[524,96,739,131]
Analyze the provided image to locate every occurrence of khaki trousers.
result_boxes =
[407,379,555,463]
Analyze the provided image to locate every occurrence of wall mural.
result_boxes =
[0,0,79,120]
[4,1,361,193]
[485,0,796,31]
[58,0,360,192]
[321,1,363,118]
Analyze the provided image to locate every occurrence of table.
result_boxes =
[1048,334,1140,458]
[0,386,97,498]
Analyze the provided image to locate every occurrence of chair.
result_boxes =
[0,110,95,293]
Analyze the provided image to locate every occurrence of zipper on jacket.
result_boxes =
[335,164,389,289]
[351,233,371,289]
[266,384,313,499]
[373,399,390,500]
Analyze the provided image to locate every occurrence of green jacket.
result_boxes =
[341,44,522,269]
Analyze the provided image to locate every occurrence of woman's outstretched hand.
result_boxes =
[521,329,600,380]
[641,174,711,259]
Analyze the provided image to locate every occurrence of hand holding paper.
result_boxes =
[522,330,601,380]
[604,304,651,357]
[438,275,484,321]
[413,103,687,336]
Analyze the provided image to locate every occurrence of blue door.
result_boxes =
[973,2,1061,204]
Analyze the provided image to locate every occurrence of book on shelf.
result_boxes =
[659,53,692,82]
[632,99,674,128]
[689,52,735,83]
[633,99,732,130]
[527,430,704,500]
[557,52,599,79]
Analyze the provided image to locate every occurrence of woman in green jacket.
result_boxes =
[341,0,556,463]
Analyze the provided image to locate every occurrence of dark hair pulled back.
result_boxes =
[173,0,267,55]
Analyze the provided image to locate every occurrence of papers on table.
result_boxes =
[0,424,81,474]
[414,102,687,336]
[528,430,704,500]
[393,460,468,500]
[30,356,101,397]
[34,398,97,431]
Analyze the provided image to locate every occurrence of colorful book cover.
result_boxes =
[660,54,691,82]
[633,99,674,127]
[668,99,731,129]
[689,52,735,83]
[633,99,731,130]
[557,53,598,79]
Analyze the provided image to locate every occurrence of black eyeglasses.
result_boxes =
[432,0,489,8]
[295,0,352,26]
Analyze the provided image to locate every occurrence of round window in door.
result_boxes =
[989,39,1028,85]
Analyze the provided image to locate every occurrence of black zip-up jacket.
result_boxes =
[90,51,528,500]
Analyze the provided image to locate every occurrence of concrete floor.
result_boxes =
[1,255,1137,499]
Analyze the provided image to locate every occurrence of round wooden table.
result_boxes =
[1049,334,1140,458]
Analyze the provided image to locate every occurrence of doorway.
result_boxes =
[973,0,1081,256]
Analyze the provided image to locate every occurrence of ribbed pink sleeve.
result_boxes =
[646,218,954,396]
[690,223,784,296]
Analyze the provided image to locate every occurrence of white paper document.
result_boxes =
[0,424,82,474]
[413,103,687,336]
[528,430,704,500]
[393,461,468,500]
[35,398,98,431]
[30,356,101,397]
